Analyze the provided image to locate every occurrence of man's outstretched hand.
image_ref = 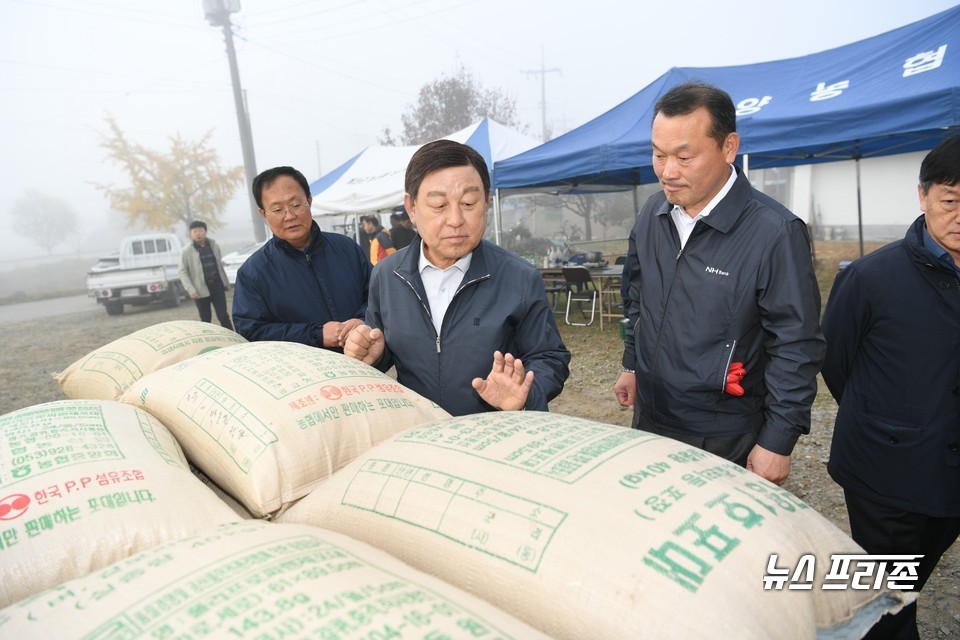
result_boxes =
[472,351,533,411]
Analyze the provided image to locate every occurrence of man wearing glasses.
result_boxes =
[232,166,372,351]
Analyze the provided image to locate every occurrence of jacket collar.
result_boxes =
[696,166,752,234]
[395,238,490,283]
[654,166,752,235]
[269,220,324,256]
[905,214,951,269]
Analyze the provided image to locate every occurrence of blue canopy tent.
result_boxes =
[493,5,960,251]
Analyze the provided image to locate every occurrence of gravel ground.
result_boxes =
[1,292,958,636]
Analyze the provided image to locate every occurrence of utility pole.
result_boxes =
[523,47,560,142]
[203,0,265,242]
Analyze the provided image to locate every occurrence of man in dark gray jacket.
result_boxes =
[613,82,825,485]
[345,140,570,415]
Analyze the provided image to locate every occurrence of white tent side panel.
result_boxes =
[311,119,541,216]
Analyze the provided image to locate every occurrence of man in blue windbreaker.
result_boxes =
[232,166,372,351]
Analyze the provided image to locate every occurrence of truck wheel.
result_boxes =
[104,301,124,316]
[163,287,181,308]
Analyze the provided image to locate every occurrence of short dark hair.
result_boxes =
[653,81,737,148]
[252,166,311,209]
[919,134,960,193]
[189,220,207,230]
[405,140,490,201]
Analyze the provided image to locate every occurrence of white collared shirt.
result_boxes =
[419,240,472,335]
[669,165,737,249]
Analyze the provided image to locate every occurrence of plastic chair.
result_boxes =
[602,257,626,318]
[562,266,597,326]
[544,280,565,312]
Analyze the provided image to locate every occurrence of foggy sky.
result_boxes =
[1,0,955,264]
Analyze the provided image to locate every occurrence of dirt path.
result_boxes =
[0,294,93,324]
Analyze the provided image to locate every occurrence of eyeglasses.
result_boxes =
[265,202,306,218]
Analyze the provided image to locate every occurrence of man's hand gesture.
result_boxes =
[344,325,385,365]
[472,351,534,411]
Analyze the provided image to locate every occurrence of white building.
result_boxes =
[752,150,925,242]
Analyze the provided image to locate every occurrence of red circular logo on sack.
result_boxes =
[318,385,343,401]
[0,494,31,520]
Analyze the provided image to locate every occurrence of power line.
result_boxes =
[523,47,560,142]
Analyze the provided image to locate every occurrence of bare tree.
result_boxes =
[9,190,79,255]
[560,195,596,242]
[592,192,637,239]
[381,65,527,145]
[560,192,637,242]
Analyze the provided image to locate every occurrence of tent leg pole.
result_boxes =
[855,158,864,258]
[493,188,502,247]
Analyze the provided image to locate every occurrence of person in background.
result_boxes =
[361,215,396,265]
[345,139,570,415]
[355,218,372,258]
[821,134,960,639]
[613,81,825,486]
[178,220,233,331]
[389,209,416,250]
[232,166,371,351]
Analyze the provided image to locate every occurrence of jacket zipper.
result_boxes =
[720,339,738,392]
[392,269,489,406]
[393,270,435,327]
[651,249,681,377]
[436,274,491,352]
[649,221,700,414]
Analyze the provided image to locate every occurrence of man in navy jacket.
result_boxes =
[822,134,960,639]
[233,166,372,351]
[344,140,570,415]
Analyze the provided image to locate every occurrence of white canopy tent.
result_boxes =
[309,118,542,243]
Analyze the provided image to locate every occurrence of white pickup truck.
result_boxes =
[87,233,187,316]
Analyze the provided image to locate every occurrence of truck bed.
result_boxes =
[87,265,178,291]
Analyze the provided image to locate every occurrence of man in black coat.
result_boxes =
[389,210,416,250]
[822,134,960,639]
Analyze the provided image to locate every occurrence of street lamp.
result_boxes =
[203,0,265,242]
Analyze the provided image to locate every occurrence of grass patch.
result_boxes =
[0,256,92,302]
